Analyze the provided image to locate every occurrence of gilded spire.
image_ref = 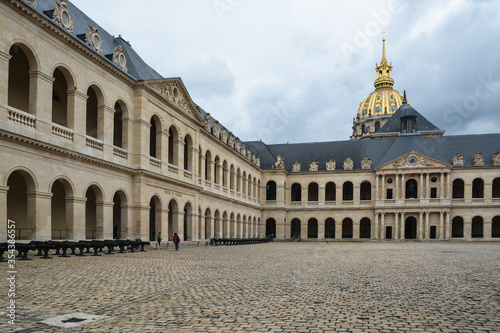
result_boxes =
[374,36,394,90]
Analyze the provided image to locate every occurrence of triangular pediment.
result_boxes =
[140,78,202,123]
[376,151,451,170]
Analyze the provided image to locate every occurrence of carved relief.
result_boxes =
[256,154,260,167]
[213,121,220,138]
[112,45,127,72]
[343,157,354,170]
[228,132,235,148]
[241,143,246,155]
[273,155,284,170]
[26,0,37,7]
[292,159,301,172]
[493,151,500,165]
[309,159,319,171]
[220,128,228,143]
[251,152,255,163]
[452,153,465,166]
[144,81,193,116]
[361,156,372,169]
[203,114,211,131]
[85,25,102,54]
[419,157,433,167]
[53,0,73,32]
[392,157,405,167]
[326,158,336,171]
[473,152,484,166]
[246,148,252,160]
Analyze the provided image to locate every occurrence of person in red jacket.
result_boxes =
[173,233,180,251]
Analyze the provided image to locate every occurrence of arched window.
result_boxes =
[291,183,301,202]
[325,182,336,201]
[8,44,31,113]
[492,216,500,238]
[214,156,220,184]
[291,218,301,238]
[308,182,318,201]
[266,181,277,200]
[343,181,353,201]
[168,126,178,165]
[230,165,235,190]
[360,181,371,200]
[205,151,211,181]
[52,68,68,127]
[405,179,418,199]
[375,121,381,132]
[183,135,191,171]
[86,87,99,138]
[452,179,464,198]
[149,117,159,158]
[113,102,123,148]
[472,178,484,198]
[222,161,228,187]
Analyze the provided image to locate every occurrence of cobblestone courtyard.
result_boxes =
[2,242,500,332]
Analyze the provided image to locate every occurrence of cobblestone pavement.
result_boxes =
[1,242,500,332]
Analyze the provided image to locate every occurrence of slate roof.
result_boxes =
[246,133,500,172]
[29,0,163,81]
[376,101,442,134]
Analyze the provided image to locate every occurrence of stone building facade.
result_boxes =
[1,0,499,243]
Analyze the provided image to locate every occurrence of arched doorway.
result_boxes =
[360,218,371,239]
[86,185,104,240]
[308,218,318,238]
[451,216,464,238]
[405,216,417,239]
[7,170,36,240]
[492,216,500,238]
[471,216,483,238]
[184,203,192,241]
[113,191,128,239]
[51,179,73,240]
[266,181,277,200]
[342,218,353,238]
[325,218,335,238]
[291,218,301,239]
[8,44,32,112]
[149,196,161,242]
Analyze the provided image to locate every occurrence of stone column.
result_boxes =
[103,105,115,148]
[29,191,53,240]
[353,184,360,205]
[380,213,385,240]
[318,184,325,204]
[318,220,325,239]
[394,213,399,240]
[439,212,444,240]
[301,185,307,204]
[425,173,431,198]
[400,212,405,240]
[200,214,207,240]
[0,186,9,241]
[381,175,386,200]
[0,51,11,106]
[374,213,379,239]
[440,173,445,199]
[336,186,342,205]
[420,173,424,199]
[446,173,452,199]
[401,174,405,199]
[29,70,54,119]
[177,211,185,240]
[418,212,424,240]
[353,220,360,239]
[425,212,430,239]
[277,181,285,205]
[301,221,307,239]
[395,174,400,199]
[375,175,380,200]
[72,197,87,240]
[445,212,451,240]
[102,200,114,240]
[335,220,342,239]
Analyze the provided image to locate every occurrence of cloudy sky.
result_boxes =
[71,0,500,144]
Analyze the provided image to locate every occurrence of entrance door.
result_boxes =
[385,226,392,239]
[405,217,417,239]
[430,226,437,239]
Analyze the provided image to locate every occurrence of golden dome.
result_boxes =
[356,38,403,121]
[356,88,403,120]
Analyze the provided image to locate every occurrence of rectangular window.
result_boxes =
[431,188,437,198]
[386,188,393,199]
